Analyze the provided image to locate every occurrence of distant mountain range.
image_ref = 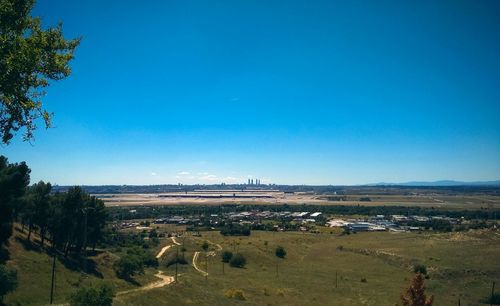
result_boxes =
[368,180,500,187]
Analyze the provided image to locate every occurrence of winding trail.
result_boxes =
[171,236,181,245]
[156,245,172,259]
[191,239,221,276]
[116,238,180,297]
[192,251,208,277]
[116,271,174,296]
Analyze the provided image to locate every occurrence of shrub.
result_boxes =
[396,273,433,306]
[224,289,246,300]
[361,278,367,283]
[481,292,500,305]
[0,265,17,302]
[413,264,427,275]
[70,283,114,306]
[165,255,188,267]
[220,223,251,236]
[127,246,158,267]
[229,253,246,268]
[202,241,209,251]
[114,254,143,279]
[275,246,286,259]
[221,250,233,263]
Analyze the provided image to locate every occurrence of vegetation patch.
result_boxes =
[224,289,246,300]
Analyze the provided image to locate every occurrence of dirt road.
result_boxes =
[192,251,208,277]
[116,241,176,297]
[116,271,174,296]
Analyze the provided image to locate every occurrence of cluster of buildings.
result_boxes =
[226,210,323,223]
[247,178,262,185]
[118,210,459,234]
[153,216,200,225]
[327,214,458,232]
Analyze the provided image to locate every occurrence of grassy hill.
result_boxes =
[4,225,500,305]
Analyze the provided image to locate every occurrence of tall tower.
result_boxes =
[251,179,254,185]
[248,178,250,185]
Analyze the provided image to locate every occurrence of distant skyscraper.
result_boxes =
[251,179,254,185]
[248,179,250,185]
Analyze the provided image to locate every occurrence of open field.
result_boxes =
[5,225,500,305]
[98,192,500,209]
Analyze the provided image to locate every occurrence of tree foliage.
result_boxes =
[413,264,427,275]
[70,283,114,306]
[201,241,209,252]
[275,246,286,259]
[397,273,434,306]
[220,223,251,236]
[0,155,30,247]
[114,247,157,280]
[229,253,246,268]
[0,0,80,143]
[221,250,233,263]
[114,253,143,280]
[22,180,51,242]
[0,264,17,302]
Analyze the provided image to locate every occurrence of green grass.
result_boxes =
[5,227,500,305]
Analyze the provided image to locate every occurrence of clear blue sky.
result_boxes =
[2,0,500,185]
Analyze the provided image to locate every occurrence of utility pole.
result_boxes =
[175,245,179,283]
[491,281,496,306]
[50,251,56,304]
[83,208,88,273]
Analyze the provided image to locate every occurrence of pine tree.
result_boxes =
[397,273,434,306]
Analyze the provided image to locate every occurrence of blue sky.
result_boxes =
[2,0,500,185]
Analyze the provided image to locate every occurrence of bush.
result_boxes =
[224,289,246,300]
[229,253,246,268]
[361,278,367,283]
[221,250,233,263]
[127,246,158,268]
[70,283,114,306]
[114,254,143,279]
[275,246,286,259]
[220,223,251,236]
[165,255,188,267]
[481,292,500,305]
[201,241,209,251]
[413,264,427,275]
[0,265,17,302]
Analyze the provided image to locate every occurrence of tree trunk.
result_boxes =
[64,241,70,257]
[27,222,33,241]
[40,228,45,246]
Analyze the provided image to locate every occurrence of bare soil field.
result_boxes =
[97,192,500,209]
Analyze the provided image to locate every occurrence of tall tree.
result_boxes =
[0,0,80,144]
[0,264,17,302]
[0,155,30,248]
[22,180,51,242]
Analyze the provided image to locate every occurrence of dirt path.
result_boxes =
[116,242,176,297]
[192,251,208,277]
[190,238,222,276]
[156,245,172,259]
[171,236,181,245]
[116,271,174,296]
